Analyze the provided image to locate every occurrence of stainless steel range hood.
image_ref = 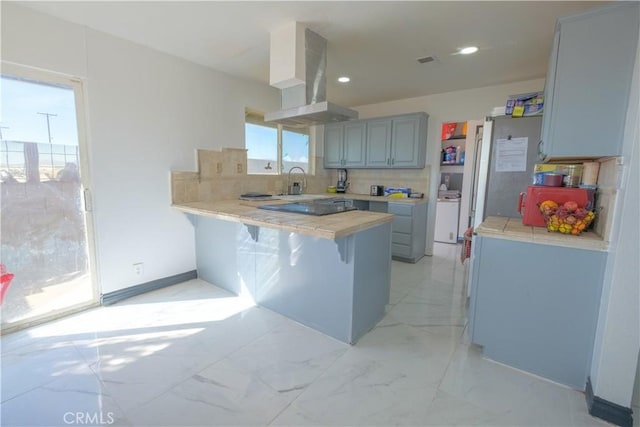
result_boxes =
[264,23,358,128]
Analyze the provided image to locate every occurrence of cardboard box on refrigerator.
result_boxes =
[506,92,544,117]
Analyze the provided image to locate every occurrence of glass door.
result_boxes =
[0,64,97,332]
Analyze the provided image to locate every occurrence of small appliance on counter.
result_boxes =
[337,169,347,193]
[518,186,595,227]
[370,185,384,196]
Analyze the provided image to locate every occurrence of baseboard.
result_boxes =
[100,270,198,306]
[392,254,425,263]
[586,376,634,427]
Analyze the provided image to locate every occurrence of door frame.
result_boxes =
[1,61,100,333]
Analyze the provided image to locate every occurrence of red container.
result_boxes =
[518,186,595,227]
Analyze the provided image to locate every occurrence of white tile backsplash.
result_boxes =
[172,149,332,201]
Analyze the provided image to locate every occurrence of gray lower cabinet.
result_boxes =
[369,201,388,213]
[468,236,606,389]
[539,2,639,160]
[388,201,427,263]
[325,112,428,169]
[324,121,366,168]
[351,199,370,211]
[354,200,426,263]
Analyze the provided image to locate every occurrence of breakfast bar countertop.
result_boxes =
[172,200,394,240]
[475,216,609,251]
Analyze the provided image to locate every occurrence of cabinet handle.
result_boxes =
[387,158,390,165]
[391,158,395,165]
[537,140,546,161]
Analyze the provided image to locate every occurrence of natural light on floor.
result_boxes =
[27,290,256,340]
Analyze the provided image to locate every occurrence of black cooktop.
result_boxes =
[258,201,356,216]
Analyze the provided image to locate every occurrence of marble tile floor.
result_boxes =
[1,243,620,426]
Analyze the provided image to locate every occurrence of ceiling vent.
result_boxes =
[417,55,436,64]
[264,22,358,128]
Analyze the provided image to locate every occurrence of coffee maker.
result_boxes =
[336,169,347,193]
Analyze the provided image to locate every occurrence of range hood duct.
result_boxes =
[264,24,358,128]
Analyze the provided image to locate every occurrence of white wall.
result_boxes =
[354,79,545,255]
[589,40,640,407]
[2,3,279,293]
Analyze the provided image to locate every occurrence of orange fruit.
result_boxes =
[540,200,559,212]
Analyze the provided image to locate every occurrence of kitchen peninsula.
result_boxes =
[173,199,394,344]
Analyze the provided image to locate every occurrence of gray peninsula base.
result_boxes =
[194,215,392,344]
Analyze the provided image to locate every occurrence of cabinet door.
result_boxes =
[343,122,366,168]
[369,201,387,213]
[391,115,425,168]
[366,119,392,167]
[541,3,639,159]
[324,124,344,168]
[539,30,560,161]
[470,237,606,389]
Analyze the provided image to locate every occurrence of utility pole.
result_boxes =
[37,112,57,180]
[0,126,9,170]
[37,112,57,144]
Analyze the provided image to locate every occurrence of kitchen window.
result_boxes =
[245,109,309,175]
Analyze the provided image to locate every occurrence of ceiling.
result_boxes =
[20,1,610,107]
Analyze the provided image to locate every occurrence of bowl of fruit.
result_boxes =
[539,200,595,236]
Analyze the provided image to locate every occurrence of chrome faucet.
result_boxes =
[287,166,306,195]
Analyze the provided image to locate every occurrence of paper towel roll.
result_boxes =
[581,162,600,186]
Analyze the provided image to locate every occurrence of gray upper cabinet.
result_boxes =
[343,122,367,167]
[324,124,344,167]
[539,3,639,161]
[365,119,393,167]
[365,113,427,168]
[325,112,428,169]
[324,122,366,168]
[390,114,426,168]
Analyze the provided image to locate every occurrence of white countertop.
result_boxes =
[475,216,609,251]
[172,199,394,240]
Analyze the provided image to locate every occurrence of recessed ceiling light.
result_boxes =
[459,46,479,55]
[338,76,351,83]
